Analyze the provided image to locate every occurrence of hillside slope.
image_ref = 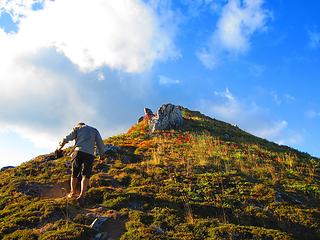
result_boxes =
[0,107,319,240]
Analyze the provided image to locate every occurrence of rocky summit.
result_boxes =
[149,104,183,132]
[0,106,319,240]
[138,104,183,132]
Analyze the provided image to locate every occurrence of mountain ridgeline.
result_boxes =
[0,106,319,240]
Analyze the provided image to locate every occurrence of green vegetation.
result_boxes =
[0,107,319,239]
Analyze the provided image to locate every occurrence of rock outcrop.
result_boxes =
[140,104,183,132]
[138,108,155,123]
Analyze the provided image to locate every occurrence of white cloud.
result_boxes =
[158,75,181,85]
[0,0,178,164]
[220,88,234,101]
[216,0,268,51]
[1,0,178,73]
[308,29,320,49]
[180,0,215,16]
[277,133,303,146]
[284,94,296,103]
[199,88,302,146]
[269,91,296,105]
[197,50,219,69]
[0,0,45,23]
[198,0,270,68]
[97,72,105,81]
[254,120,287,139]
[305,110,320,119]
[0,51,97,148]
[0,131,45,168]
[270,91,281,105]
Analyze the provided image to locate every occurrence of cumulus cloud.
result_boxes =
[15,0,177,73]
[198,0,270,68]
[0,47,99,147]
[199,88,302,145]
[0,0,178,164]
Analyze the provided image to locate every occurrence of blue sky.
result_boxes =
[0,0,319,168]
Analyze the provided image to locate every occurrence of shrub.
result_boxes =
[207,224,293,240]
[3,229,38,240]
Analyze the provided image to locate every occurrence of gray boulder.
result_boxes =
[104,144,121,154]
[0,166,15,172]
[93,232,109,240]
[144,107,155,118]
[150,104,183,132]
[90,217,110,231]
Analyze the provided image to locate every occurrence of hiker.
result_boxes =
[57,122,106,199]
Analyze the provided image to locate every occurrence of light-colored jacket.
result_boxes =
[61,124,105,157]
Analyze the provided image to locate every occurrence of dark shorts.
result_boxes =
[71,151,94,178]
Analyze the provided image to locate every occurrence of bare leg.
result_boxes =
[77,176,88,199]
[68,177,78,198]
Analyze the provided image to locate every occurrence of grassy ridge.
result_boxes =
[0,107,319,239]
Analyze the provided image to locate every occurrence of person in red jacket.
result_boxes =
[58,123,105,199]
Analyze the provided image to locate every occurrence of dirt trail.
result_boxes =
[18,181,70,199]
[39,183,70,199]
[25,174,127,239]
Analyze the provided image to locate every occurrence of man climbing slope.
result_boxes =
[58,122,106,199]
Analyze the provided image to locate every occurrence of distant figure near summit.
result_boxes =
[57,123,105,199]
